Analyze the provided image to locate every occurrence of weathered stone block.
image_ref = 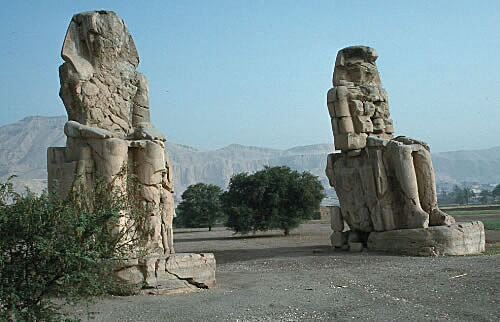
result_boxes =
[363,101,375,117]
[334,133,367,151]
[330,231,349,248]
[372,117,385,133]
[140,255,162,288]
[165,253,216,289]
[335,116,354,134]
[367,221,485,256]
[366,136,389,147]
[113,265,144,294]
[47,147,77,197]
[327,102,336,118]
[330,206,344,232]
[384,119,394,133]
[347,149,361,157]
[333,86,350,117]
[352,115,373,133]
[349,99,364,116]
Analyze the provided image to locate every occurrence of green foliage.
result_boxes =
[438,184,500,206]
[176,183,224,231]
[483,218,500,230]
[223,166,325,236]
[479,189,491,204]
[453,185,474,205]
[493,184,500,198]
[0,175,149,321]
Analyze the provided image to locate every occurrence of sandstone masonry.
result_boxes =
[325,46,484,256]
[48,11,215,293]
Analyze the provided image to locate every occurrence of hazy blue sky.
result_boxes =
[1,1,498,152]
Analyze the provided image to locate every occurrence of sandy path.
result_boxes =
[69,223,499,321]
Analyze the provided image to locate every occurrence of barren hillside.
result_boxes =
[1,116,499,203]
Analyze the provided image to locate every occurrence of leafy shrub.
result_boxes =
[0,175,149,321]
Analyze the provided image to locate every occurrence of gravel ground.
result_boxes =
[70,222,500,322]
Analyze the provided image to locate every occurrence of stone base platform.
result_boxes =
[367,221,485,256]
[113,253,216,295]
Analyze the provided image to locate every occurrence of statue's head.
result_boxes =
[59,11,145,136]
[328,46,394,152]
[61,10,139,79]
[333,46,381,86]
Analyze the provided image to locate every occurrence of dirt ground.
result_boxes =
[71,221,500,322]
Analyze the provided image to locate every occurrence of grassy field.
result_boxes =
[481,218,500,230]
[446,209,500,216]
[445,208,500,230]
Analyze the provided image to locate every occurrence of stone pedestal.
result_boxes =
[367,221,485,256]
[113,253,216,295]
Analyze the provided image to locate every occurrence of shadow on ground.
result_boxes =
[213,245,333,264]
[175,232,288,243]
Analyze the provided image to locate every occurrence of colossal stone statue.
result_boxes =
[325,46,484,255]
[48,11,215,293]
[48,10,174,255]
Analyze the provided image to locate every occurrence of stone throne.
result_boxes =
[325,46,485,255]
[48,11,215,293]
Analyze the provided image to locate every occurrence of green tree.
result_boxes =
[492,184,500,200]
[454,186,473,205]
[0,176,149,321]
[176,183,224,231]
[223,166,325,236]
[479,189,491,204]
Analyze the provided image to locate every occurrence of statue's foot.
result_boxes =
[407,205,429,229]
[430,208,455,226]
[163,247,175,255]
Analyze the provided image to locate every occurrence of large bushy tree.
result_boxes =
[223,166,325,236]
[0,176,149,321]
[176,183,224,231]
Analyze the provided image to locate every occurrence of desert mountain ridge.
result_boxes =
[1,116,500,204]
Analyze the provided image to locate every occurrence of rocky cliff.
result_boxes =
[1,116,499,202]
[0,116,66,193]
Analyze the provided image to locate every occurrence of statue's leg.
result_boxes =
[92,138,129,181]
[132,140,167,253]
[161,223,170,254]
[413,147,455,226]
[167,214,175,254]
[387,141,429,228]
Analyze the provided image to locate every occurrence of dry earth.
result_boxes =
[70,221,500,322]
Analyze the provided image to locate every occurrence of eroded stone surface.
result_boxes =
[325,46,455,233]
[112,253,216,294]
[325,46,480,255]
[48,11,215,292]
[49,10,175,256]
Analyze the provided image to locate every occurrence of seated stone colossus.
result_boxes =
[48,11,216,293]
[326,46,485,256]
[325,46,456,238]
[48,10,175,255]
